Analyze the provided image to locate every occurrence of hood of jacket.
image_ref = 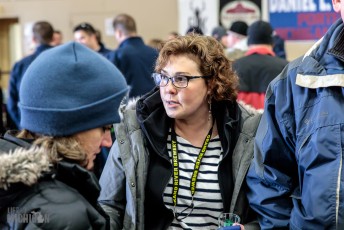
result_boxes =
[135,87,172,156]
[0,146,51,190]
[0,134,102,210]
[0,146,51,209]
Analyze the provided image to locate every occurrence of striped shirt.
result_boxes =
[163,131,224,230]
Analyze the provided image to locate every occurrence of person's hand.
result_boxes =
[218,224,243,230]
[233,223,245,230]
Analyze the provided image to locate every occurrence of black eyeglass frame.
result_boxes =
[152,73,211,89]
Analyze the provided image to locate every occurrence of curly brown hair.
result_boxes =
[155,34,238,102]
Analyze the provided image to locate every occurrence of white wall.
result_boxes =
[0,0,317,61]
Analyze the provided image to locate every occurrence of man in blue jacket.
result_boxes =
[246,1,344,229]
[7,21,54,129]
[106,13,157,98]
[73,22,111,57]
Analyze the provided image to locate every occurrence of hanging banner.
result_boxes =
[178,0,219,36]
[268,0,340,40]
[219,0,262,29]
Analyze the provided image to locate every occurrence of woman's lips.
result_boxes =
[165,100,179,108]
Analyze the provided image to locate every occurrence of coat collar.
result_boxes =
[328,23,344,62]
[136,88,171,156]
[245,46,275,56]
[296,19,344,88]
[135,88,240,158]
[118,36,145,49]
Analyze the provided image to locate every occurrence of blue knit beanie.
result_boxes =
[247,20,273,45]
[19,42,128,136]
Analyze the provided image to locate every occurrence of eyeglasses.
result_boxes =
[152,73,210,88]
[102,125,114,134]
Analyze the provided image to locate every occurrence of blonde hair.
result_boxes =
[155,34,238,102]
[17,130,87,167]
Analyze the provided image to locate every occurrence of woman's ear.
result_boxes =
[333,0,342,12]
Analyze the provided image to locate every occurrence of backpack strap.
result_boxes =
[2,131,31,151]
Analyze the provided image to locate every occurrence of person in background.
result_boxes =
[73,22,111,56]
[95,29,112,55]
[74,22,113,178]
[7,21,54,130]
[167,31,179,40]
[74,23,113,178]
[272,32,287,59]
[98,34,261,230]
[147,38,164,51]
[226,20,248,60]
[106,13,158,98]
[246,1,344,229]
[233,20,288,110]
[50,30,63,46]
[0,42,128,229]
[91,27,118,179]
[185,26,204,35]
[212,25,228,48]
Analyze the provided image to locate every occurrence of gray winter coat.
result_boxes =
[99,90,261,230]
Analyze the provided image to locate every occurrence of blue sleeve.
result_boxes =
[105,50,120,67]
[6,62,22,128]
[246,70,298,229]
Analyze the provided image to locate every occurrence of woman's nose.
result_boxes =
[165,78,177,93]
[101,131,113,148]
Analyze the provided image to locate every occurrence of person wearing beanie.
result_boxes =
[226,20,249,60]
[232,20,288,110]
[229,21,248,37]
[211,25,228,48]
[0,42,128,229]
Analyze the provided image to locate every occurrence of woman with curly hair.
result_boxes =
[99,34,261,230]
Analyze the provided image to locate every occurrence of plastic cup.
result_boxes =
[218,212,241,227]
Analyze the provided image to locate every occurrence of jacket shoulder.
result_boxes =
[117,98,140,128]
[12,180,106,229]
[238,102,262,137]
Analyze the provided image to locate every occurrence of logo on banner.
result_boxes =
[220,0,261,28]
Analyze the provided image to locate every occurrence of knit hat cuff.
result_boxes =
[19,88,128,136]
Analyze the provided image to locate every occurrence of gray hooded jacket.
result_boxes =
[99,90,262,230]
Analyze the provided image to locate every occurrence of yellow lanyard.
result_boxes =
[171,123,213,207]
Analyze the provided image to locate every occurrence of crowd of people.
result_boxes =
[1,0,344,228]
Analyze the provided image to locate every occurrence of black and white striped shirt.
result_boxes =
[163,131,224,229]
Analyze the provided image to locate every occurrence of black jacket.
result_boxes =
[0,132,108,229]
